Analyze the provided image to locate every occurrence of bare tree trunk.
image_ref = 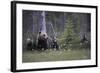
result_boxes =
[40,11,47,33]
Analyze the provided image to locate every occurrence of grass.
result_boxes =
[22,48,91,63]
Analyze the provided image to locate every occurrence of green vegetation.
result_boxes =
[58,15,81,49]
[23,48,90,62]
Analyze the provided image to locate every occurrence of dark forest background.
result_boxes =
[22,10,91,51]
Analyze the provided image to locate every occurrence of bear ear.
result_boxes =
[41,32,48,37]
[39,31,41,34]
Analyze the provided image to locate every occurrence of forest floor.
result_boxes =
[22,48,91,63]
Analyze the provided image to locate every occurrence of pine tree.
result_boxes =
[59,15,79,48]
[64,15,75,44]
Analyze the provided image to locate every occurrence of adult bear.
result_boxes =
[37,32,48,51]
